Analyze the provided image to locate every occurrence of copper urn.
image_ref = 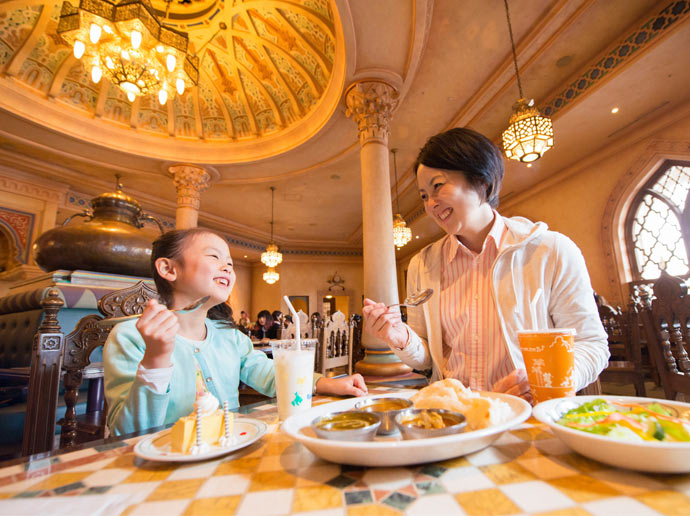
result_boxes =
[33,183,164,277]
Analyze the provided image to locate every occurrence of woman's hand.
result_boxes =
[362,299,409,350]
[491,368,533,404]
[137,299,179,369]
[315,374,368,397]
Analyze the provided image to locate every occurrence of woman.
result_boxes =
[363,128,609,400]
[252,310,277,340]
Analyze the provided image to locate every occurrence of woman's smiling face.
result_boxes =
[417,164,490,238]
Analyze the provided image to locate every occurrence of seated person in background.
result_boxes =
[311,312,323,327]
[271,310,283,337]
[252,310,277,340]
[238,310,251,329]
[362,127,609,402]
[104,228,367,435]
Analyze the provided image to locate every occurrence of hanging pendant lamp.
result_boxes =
[261,186,283,269]
[391,149,412,250]
[500,0,554,163]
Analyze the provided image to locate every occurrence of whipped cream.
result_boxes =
[195,390,220,415]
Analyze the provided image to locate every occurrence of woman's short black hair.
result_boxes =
[414,127,504,208]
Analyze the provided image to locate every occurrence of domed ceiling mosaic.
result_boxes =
[0,0,337,142]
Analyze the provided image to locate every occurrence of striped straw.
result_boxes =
[195,405,203,448]
[223,400,231,439]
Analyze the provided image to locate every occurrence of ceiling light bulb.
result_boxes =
[176,78,185,95]
[91,65,102,83]
[127,91,135,102]
[121,49,130,61]
[89,23,102,44]
[158,88,168,105]
[73,40,85,59]
[156,45,164,52]
[102,24,112,34]
[131,30,142,49]
[611,107,619,114]
[166,54,176,72]
[105,56,114,69]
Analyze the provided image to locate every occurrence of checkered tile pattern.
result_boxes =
[2,389,690,515]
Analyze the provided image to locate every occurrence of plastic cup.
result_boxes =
[271,339,316,420]
[517,329,576,403]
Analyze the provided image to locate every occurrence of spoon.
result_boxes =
[97,295,211,327]
[387,288,434,309]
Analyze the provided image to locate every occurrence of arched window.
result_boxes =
[626,161,690,280]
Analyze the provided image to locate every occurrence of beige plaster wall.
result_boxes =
[250,258,363,321]
[501,111,690,307]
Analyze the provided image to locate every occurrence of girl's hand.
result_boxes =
[491,369,533,404]
[137,299,179,369]
[362,298,409,350]
[315,374,368,397]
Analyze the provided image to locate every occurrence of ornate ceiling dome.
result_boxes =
[0,0,343,161]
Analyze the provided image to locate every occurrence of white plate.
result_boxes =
[533,395,690,473]
[134,417,268,462]
[281,392,531,466]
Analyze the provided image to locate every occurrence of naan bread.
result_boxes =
[411,378,512,431]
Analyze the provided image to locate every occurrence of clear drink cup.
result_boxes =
[517,329,576,404]
[271,339,316,420]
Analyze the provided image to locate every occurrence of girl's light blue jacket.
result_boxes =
[104,318,276,436]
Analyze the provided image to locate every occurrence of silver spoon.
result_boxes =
[97,295,211,327]
[387,288,434,309]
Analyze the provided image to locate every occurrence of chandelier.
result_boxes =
[500,0,553,163]
[391,149,412,249]
[263,267,279,285]
[57,0,199,104]
[261,186,283,269]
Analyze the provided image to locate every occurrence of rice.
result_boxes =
[411,378,513,431]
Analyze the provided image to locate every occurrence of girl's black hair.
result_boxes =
[413,127,504,208]
[151,228,235,327]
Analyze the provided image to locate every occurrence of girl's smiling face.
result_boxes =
[417,164,492,238]
[173,232,235,306]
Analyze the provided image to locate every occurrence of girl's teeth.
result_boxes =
[439,209,451,221]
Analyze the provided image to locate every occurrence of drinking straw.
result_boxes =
[530,288,543,331]
[283,295,301,351]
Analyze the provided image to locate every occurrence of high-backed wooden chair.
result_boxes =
[282,310,310,340]
[639,270,690,400]
[315,311,353,377]
[22,281,157,455]
[595,294,646,397]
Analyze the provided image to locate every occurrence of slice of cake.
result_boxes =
[170,372,234,454]
[170,408,231,453]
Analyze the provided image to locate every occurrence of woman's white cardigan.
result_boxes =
[393,215,609,391]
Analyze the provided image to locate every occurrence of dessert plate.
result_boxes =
[134,417,268,462]
[282,392,531,466]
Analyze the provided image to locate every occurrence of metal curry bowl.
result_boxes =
[354,397,414,435]
[311,411,381,441]
[394,408,467,440]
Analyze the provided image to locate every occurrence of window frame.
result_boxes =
[625,159,690,281]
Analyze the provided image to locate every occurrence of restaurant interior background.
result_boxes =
[1,0,689,318]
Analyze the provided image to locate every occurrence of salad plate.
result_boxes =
[533,395,690,473]
[134,417,268,463]
[281,391,531,467]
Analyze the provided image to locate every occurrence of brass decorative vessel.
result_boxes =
[33,179,164,277]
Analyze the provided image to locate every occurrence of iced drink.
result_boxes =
[517,329,576,404]
[272,339,316,420]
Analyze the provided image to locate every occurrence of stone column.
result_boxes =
[168,164,211,229]
[345,80,412,377]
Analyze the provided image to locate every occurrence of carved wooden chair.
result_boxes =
[595,293,647,397]
[639,270,690,400]
[314,311,353,377]
[21,281,157,455]
[282,310,310,340]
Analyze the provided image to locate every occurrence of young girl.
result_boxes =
[105,228,367,435]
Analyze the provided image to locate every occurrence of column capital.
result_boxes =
[168,164,211,210]
[345,80,399,146]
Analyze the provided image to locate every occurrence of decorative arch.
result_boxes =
[602,139,690,304]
